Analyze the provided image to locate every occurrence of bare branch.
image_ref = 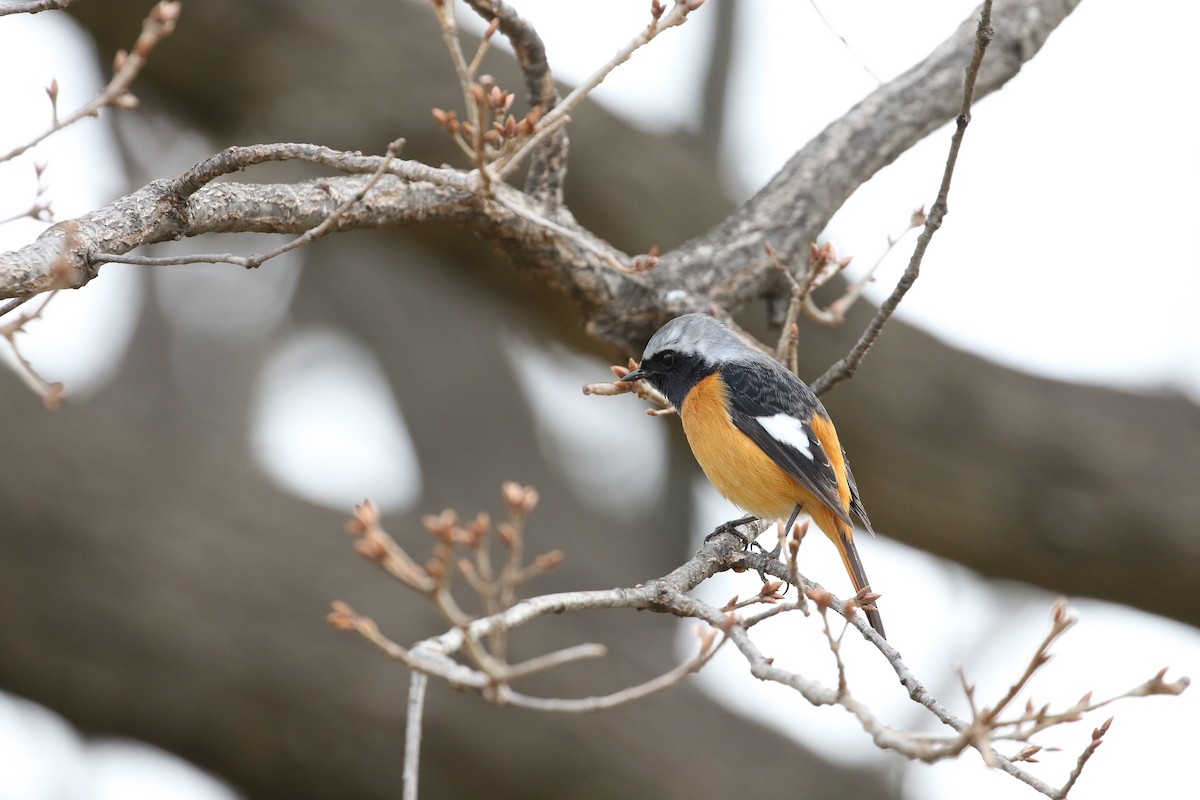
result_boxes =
[824,207,924,321]
[806,0,883,85]
[0,143,487,298]
[95,139,408,268]
[498,631,723,713]
[0,1,1077,357]
[811,0,994,395]
[429,1,481,133]
[981,597,1074,729]
[462,0,566,203]
[1058,717,1111,798]
[0,162,54,225]
[503,643,607,682]
[403,671,427,800]
[0,289,63,407]
[334,485,1188,800]
[609,0,1080,350]
[0,0,81,17]
[0,1,180,164]
[491,0,705,182]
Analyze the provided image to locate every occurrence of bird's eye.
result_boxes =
[660,351,676,369]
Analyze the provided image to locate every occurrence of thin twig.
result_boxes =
[403,671,428,800]
[766,242,819,369]
[980,599,1074,728]
[806,0,882,85]
[491,190,627,270]
[811,0,994,396]
[169,141,476,200]
[0,290,63,407]
[0,162,53,224]
[0,1,180,164]
[496,631,724,713]
[431,0,480,134]
[491,0,704,180]
[504,644,607,681]
[826,208,925,321]
[1056,717,1111,799]
[0,297,31,317]
[462,0,565,202]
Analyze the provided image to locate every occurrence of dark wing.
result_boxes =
[844,458,874,534]
[721,361,852,526]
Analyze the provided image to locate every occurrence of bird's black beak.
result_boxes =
[620,367,647,383]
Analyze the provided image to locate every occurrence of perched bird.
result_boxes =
[621,313,885,638]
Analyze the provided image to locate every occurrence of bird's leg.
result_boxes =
[705,514,759,548]
[753,505,802,560]
[747,505,803,588]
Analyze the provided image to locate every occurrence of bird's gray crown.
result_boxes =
[641,313,765,366]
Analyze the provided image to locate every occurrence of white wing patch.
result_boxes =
[756,413,814,461]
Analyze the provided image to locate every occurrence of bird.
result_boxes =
[620,313,885,638]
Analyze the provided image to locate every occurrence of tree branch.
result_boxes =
[0,1,179,164]
[0,0,1078,360]
[811,1,993,395]
[336,516,1188,800]
[0,0,81,19]
[402,671,427,800]
[463,0,566,204]
[604,0,1081,347]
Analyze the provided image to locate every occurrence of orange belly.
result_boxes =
[680,372,815,521]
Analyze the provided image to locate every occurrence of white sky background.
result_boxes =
[1,1,1198,799]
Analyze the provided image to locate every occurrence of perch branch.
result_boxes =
[335,510,1188,800]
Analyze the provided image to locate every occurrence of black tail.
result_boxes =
[838,529,886,639]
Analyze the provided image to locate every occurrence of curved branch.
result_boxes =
[0,1,1078,355]
[336,528,1186,799]
[810,1,994,395]
[604,0,1081,345]
[0,151,481,298]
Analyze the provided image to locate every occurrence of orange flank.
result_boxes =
[805,414,875,599]
[807,413,852,513]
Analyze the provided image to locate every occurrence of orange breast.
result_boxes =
[679,372,808,521]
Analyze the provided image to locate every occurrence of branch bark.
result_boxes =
[602,0,1082,346]
[10,0,1195,631]
[0,0,1080,357]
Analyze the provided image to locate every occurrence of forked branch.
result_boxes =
[333,492,1188,800]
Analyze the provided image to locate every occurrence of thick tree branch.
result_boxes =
[0,0,1077,356]
[605,0,1082,347]
[0,0,80,14]
[811,1,993,395]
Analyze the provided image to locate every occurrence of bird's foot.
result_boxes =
[749,534,790,590]
[704,514,759,548]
